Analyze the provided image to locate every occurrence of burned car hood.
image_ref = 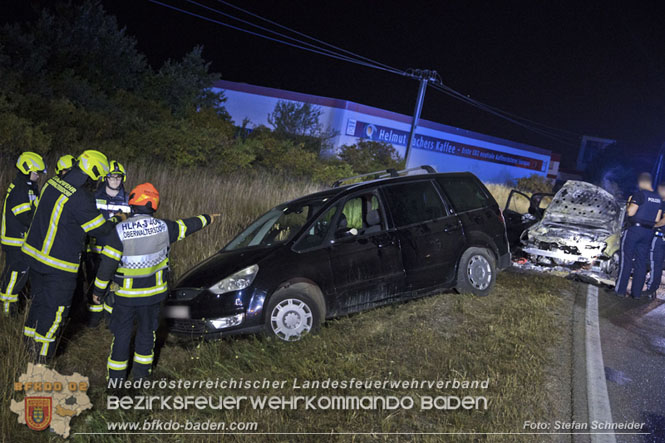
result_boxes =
[175,246,279,289]
[523,180,625,262]
[536,180,623,236]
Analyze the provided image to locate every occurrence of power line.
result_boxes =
[148,0,405,75]
[214,0,400,73]
[434,81,581,138]
[213,0,582,141]
[150,0,581,147]
[430,82,580,141]
[430,83,580,146]
[183,0,403,75]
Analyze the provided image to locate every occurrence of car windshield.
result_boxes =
[224,197,330,251]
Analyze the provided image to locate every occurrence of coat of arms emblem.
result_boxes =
[25,397,52,431]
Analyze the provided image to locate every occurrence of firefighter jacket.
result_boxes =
[21,169,118,275]
[89,186,131,254]
[95,186,130,220]
[93,213,211,306]
[1,174,39,252]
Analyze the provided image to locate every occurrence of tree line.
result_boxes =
[0,1,403,183]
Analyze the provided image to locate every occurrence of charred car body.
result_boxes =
[510,180,625,278]
[165,167,511,341]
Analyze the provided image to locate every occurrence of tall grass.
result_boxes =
[0,160,321,440]
[0,159,514,278]
[0,160,321,280]
[123,162,322,279]
[485,183,513,210]
[1,159,569,443]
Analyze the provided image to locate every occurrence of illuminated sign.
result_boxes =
[346,119,546,172]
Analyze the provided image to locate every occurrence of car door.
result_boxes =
[502,190,553,249]
[327,190,405,312]
[381,180,465,290]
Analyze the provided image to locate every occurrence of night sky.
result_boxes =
[3,1,665,168]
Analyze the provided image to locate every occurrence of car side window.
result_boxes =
[336,193,384,236]
[436,177,491,212]
[382,181,446,227]
[506,191,532,215]
[293,205,338,251]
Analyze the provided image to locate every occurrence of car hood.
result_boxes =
[175,246,279,289]
[528,221,611,244]
[538,180,624,234]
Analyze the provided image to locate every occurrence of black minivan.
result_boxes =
[165,167,511,341]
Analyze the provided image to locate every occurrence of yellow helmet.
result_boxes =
[55,154,75,175]
[16,152,47,175]
[77,150,110,181]
[106,160,127,182]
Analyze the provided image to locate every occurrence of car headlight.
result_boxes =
[209,265,259,295]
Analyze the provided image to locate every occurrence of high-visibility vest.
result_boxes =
[115,215,170,279]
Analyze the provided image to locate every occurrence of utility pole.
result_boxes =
[405,69,440,167]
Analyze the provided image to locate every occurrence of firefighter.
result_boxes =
[615,172,663,299]
[644,182,665,298]
[92,183,214,381]
[21,150,123,362]
[86,160,130,326]
[55,155,75,178]
[1,152,46,316]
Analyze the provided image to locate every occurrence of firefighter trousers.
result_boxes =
[24,269,76,360]
[0,248,29,316]
[84,250,111,326]
[107,301,160,382]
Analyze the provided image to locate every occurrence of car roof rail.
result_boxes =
[331,165,438,188]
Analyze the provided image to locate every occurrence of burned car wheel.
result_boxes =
[455,247,496,296]
[265,291,321,341]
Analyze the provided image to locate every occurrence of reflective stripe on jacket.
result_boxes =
[1,175,38,250]
[94,213,210,306]
[21,169,115,274]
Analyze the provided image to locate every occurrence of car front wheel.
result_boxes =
[455,247,496,296]
[265,290,321,341]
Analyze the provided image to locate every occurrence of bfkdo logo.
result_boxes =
[11,363,92,438]
[25,397,52,431]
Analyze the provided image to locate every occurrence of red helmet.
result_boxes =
[128,183,160,211]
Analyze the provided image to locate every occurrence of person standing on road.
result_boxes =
[616,172,663,299]
[91,183,214,382]
[21,150,124,362]
[644,183,665,299]
[86,160,131,326]
[0,152,46,316]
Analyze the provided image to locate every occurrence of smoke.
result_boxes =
[598,166,626,199]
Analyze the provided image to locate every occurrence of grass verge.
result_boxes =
[2,271,575,442]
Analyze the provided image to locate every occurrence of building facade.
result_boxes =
[214,80,556,184]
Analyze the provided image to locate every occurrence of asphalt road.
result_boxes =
[593,287,665,442]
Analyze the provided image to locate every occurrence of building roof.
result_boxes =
[214,79,552,156]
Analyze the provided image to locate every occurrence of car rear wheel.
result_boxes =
[455,247,496,296]
[265,290,321,341]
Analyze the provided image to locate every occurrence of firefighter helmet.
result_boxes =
[55,154,75,175]
[106,160,127,182]
[78,150,110,181]
[129,183,160,211]
[16,152,47,175]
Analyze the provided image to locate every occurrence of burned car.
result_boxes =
[518,180,625,277]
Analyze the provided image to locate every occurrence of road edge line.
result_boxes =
[585,284,616,443]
